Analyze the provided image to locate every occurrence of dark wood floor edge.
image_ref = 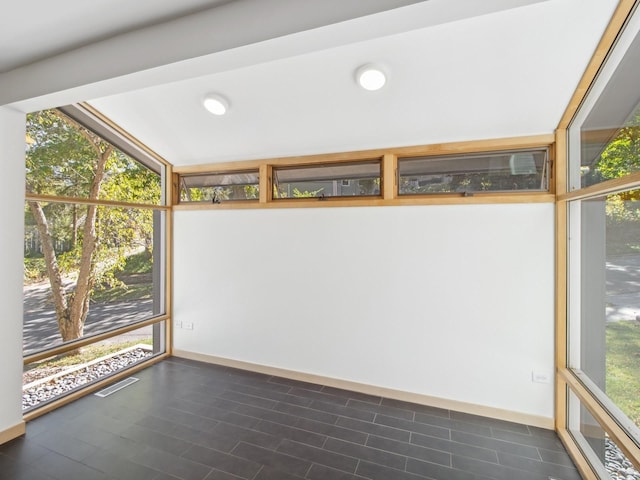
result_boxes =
[171,350,555,430]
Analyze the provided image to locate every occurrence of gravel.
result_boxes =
[606,437,640,480]
[22,347,152,410]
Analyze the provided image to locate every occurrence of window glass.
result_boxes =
[24,201,164,356]
[398,149,548,195]
[572,29,640,190]
[273,161,380,198]
[568,390,640,478]
[23,322,164,412]
[180,171,259,202]
[26,109,161,205]
[570,189,640,432]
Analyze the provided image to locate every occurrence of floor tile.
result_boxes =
[1,358,583,480]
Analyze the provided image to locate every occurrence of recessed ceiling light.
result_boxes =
[356,64,387,91]
[203,94,229,115]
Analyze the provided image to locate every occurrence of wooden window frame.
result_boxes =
[23,104,174,420]
[174,133,555,211]
[555,1,640,478]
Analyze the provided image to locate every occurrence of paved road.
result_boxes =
[606,254,640,322]
[23,281,154,354]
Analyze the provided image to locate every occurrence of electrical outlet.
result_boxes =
[532,371,551,384]
[183,322,194,330]
[175,321,182,328]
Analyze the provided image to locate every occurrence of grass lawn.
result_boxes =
[606,320,640,426]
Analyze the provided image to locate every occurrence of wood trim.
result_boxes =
[173,134,555,175]
[561,368,640,471]
[382,154,397,200]
[0,422,26,446]
[557,0,638,129]
[556,427,599,480]
[80,103,171,168]
[555,129,568,433]
[559,170,640,202]
[23,315,169,365]
[259,164,272,204]
[165,165,174,356]
[23,353,168,422]
[173,349,555,429]
[24,193,170,211]
[173,193,555,211]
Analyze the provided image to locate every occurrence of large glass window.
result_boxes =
[565,6,640,476]
[398,148,549,195]
[570,189,640,431]
[24,106,167,410]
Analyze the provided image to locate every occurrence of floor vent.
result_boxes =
[95,377,139,397]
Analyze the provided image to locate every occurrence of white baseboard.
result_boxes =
[172,349,554,430]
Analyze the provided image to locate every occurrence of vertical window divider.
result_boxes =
[382,154,397,200]
[260,163,272,203]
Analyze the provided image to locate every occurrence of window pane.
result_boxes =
[273,161,380,198]
[398,149,548,194]
[24,201,164,356]
[572,30,640,190]
[23,322,164,412]
[180,171,259,202]
[568,390,640,478]
[571,188,640,432]
[26,109,162,205]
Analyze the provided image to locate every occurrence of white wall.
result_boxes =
[0,107,26,436]
[174,203,555,420]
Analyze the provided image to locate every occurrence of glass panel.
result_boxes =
[572,188,640,431]
[273,161,380,198]
[398,149,548,194]
[23,322,164,411]
[180,171,259,202]
[570,26,640,190]
[26,109,161,205]
[24,201,164,356]
[568,390,640,478]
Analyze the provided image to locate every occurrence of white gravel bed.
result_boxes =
[22,347,152,410]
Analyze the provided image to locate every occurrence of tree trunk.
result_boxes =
[28,201,70,334]
[66,148,111,341]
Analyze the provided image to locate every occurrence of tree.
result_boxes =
[25,109,160,343]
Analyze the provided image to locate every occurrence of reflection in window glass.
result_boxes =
[22,322,164,411]
[24,202,164,356]
[180,171,259,203]
[574,188,640,432]
[574,30,640,190]
[398,149,548,194]
[273,161,380,198]
[568,390,640,479]
[26,109,161,205]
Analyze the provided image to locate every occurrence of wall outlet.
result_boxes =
[532,371,551,384]
[183,322,194,330]
[175,321,182,328]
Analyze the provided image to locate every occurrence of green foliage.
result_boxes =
[292,187,324,198]
[24,109,161,340]
[606,320,640,426]
[24,257,47,283]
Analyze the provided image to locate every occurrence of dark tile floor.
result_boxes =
[0,357,582,480]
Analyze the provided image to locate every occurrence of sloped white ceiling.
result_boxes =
[0,0,233,73]
[2,0,619,166]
